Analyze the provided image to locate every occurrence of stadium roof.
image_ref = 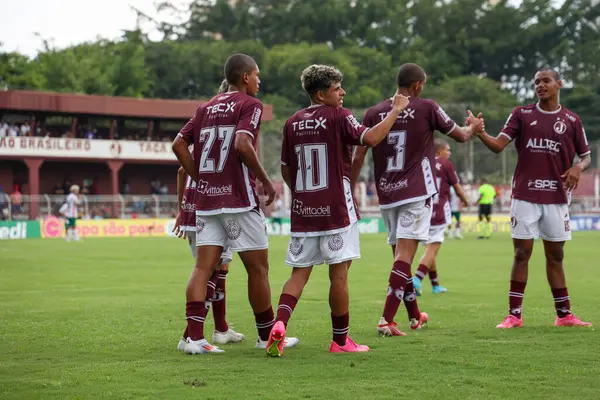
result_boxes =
[0,90,273,121]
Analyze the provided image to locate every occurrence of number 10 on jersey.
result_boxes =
[294,143,328,192]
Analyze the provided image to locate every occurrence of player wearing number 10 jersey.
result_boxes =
[265,64,410,357]
[352,63,484,336]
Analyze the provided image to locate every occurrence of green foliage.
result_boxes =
[1,0,599,147]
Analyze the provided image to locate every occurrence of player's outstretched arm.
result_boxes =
[452,183,470,207]
[172,136,197,181]
[351,146,368,191]
[361,94,409,147]
[448,111,485,143]
[476,130,511,154]
[234,133,276,206]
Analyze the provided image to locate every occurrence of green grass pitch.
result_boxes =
[1,232,599,399]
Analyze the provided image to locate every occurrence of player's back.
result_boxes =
[363,97,457,209]
[66,193,78,217]
[179,91,264,215]
[281,105,366,236]
[431,157,459,226]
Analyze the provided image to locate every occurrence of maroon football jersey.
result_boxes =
[431,157,459,226]
[178,92,263,215]
[500,103,591,204]
[281,105,368,236]
[181,175,197,230]
[363,97,457,209]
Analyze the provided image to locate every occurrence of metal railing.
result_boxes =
[1,188,599,221]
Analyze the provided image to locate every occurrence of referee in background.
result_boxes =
[476,178,496,239]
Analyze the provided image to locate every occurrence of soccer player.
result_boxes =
[352,63,484,336]
[266,64,410,356]
[473,67,592,328]
[172,79,244,351]
[413,139,469,295]
[448,187,464,239]
[476,178,496,239]
[59,185,81,242]
[172,53,299,354]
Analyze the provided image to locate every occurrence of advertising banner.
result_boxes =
[0,221,41,240]
[41,216,176,238]
[0,137,176,161]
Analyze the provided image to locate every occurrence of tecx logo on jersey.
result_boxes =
[292,199,331,217]
[196,179,233,196]
[528,179,559,191]
[292,117,326,131]
[554,121,567,134]
[207,101,236,114]
[379,108,415,121]
[379,178,409,192]
[526,138,561,153]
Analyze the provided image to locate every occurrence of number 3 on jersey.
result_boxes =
[386,130,407,172]
[198,126,235,173]
[294,143,328,192]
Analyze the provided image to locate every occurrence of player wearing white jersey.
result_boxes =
[59,185,81,241]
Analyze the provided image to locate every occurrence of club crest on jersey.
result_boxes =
[328,234,344,252]
[289,238,304,256]
[225,220,242,240]
[399,211,415,228]
[553,121,567,134]
[196,216,205,234]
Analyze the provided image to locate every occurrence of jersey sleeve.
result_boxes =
[573,117,591,157]
[446,161,459,186]
[236,99,263,140]
[339,108,369,145]
[177,108,199,144]
[280,122,290,166]
[499,108,521,142]
[431,101,457,135]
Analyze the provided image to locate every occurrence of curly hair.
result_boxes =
[396,63,426,88]
[300,64,343,98]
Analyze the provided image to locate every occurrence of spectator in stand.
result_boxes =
[10,185,23,215]
[20,121,31,136]
[84,128,95,139]
[9,123,19,137]
[0,120,7,137]
[0,186,7,220]
[150,179,161,195]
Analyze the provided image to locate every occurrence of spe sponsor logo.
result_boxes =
[528,179,559,191]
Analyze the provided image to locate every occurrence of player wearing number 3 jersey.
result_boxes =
[352,63,485,336]
[266,64,410,357]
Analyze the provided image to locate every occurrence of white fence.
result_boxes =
[1,186,599,221]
